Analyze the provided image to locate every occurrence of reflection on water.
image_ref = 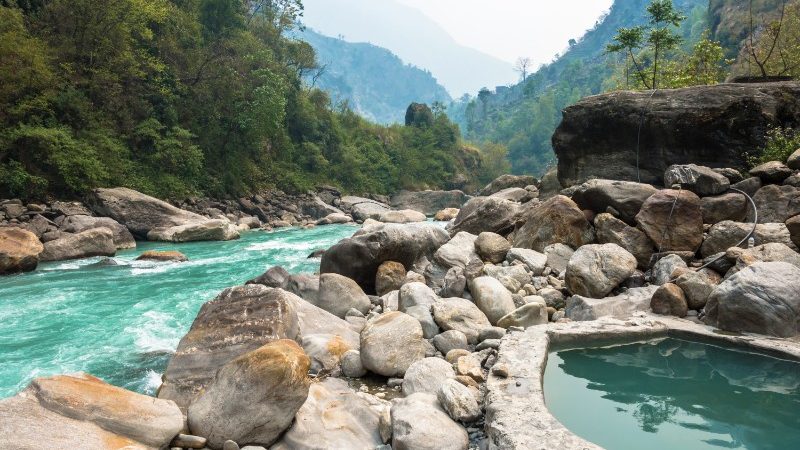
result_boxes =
[544,338,800,450]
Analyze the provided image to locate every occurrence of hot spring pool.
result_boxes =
[544,337,800,450]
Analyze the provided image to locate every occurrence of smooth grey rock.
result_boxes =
[674,269,721,310]
[40,228,116,262]
[569,179,658,223]
[565,244,637,298]
[431,298,491,344]
[404,304,440,339]
[379,209,427,224]
[701,221,798,257]
[223,440,240,450]
[652,254,689,285]
[437,379,481,422]
[360,312,427,377]
[341,350,367,378]
[146,218,239,242]
[317,273,371,318]
[187,340,310,448]
[505,248,547,275]
[340,196,391,221]
[704,262,800,337]
[246,266,290,289]
[490,187,534,202]
[475,232,511,263]
[433,330,469,355]
[788,149,800,170]
[391,393,469,450]
[478,327,506,342]
[476,339,501,351]
[399,282,438,310]
[390,190,468,215]
[434,231,479,269]
[664,164,730,196]
[172,434,207,449]
[469,277,516,325]
[286,273,320,304]
[543,243,573,275]
[566,286,659,321]
[497,303,548,329]
[750,161,793,184]
[60,215,136,249]
[402,357,456,396]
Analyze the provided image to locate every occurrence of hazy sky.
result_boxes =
[394,0,614,65]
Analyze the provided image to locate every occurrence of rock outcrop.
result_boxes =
[449,196,519,236]
[512,195,594,252]
[39,228,117,262]
[553,82,800,186]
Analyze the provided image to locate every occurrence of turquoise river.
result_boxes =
[0,225,359,398]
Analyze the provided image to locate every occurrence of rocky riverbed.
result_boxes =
[1,150,800,449]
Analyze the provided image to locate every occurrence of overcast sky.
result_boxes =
[394,0,614,65]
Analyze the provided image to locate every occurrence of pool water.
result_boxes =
[545,338,800,450]
[0,225,358,398]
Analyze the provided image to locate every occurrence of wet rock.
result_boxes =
[565,286,659,321]
[664,164,730,196]
[271,378,384,450]
[147,219,239,243]
[60,215,136,249]
[497,303,548,329]
[379,209,427,224]
[390,393,469,450]
[40,228,116,262]
[402,357,456,396]
[700,221,798,257]
[375,261,406,296]
[512,195,594,252]
[650,283,688,317]
[321,223,449,293]
[0,373,184,449]
[701,192,748,224]
[475,232,511,263]
[188,340,310,449]
[317,273,371,318]
[469,276,516,325]
[246,266,290,289]
[360,312,427,377]
[449,196,519,236]
[432,330,469,355]
[594,213,654,269]
[704,262,800,337]
[437,379,481,422]
[158,285,300,408]
[136,250,188,262]
[565,244,637,298]
[431,298,491,344]
[0,227,43,274]
[750,161,793,184]
[635,189,703,253]
[749,184,800,223]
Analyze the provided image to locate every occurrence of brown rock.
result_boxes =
[701,192,748,224]
[750,161,793,184]
[788,215,800,248]
[594,213,654,269]
[512,195,595,252]
[635,189,703,253]
[0,227,43,274]
[136,250,188,262]
[749,184,800,223]
[375,261,406,296]
[650,283,688,317]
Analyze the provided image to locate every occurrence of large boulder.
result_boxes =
[431,298,491,344]
[701,192,748,224]
[390,393,469,450]
[469,276,516,325]
[340,196,391,221]
[39,228,116,262]
[86,187,239,241]
[788,149,800,170]
[0,373,183,449]
[788,215,800,248]
[750,161,793,184]
[480,174,538,196]
[321,223,449,294]
[271,378,385,450]
[594,213,654,269]
[390,190,468,215]
[317,273,371,318]
[490,187,536,203]
[704,262,800,337]
[449,196,519,236]
[402,357,455,396]
[475,232,511,263]
[360,312,428,377]
[663,164,730,196]
[379,209,427,224]
[375,261,406,296]
[512,195,594,252]
[158,285,300,409]
[553,82,800,186]
[569,179,657,223]
[437,379,481,423]
[700,221,798,257]
[565,244,637,298]
[0,227,43,274]
[749,184,800,223]
[650,283,688,318]
[434,232,479,269]
[565,285,659,321]
[187,340,310,449]
[635,189,703,253]
[60,215,136,249]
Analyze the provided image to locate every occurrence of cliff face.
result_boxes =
[552,82,800,187]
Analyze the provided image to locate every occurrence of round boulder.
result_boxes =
[401,357,455,396]
[635,189,703,253]
[317,273,371,318]
[0,227,43,274]
[475,232,511,263]
[360,312,428,377]
[375,261,406,296]
[390,393,469,450]
[650,283,688,317]
[565,244,637,298]
[468,276,516,325]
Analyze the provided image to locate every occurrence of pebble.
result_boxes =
[387,377,403,388]
[492,364,509,378]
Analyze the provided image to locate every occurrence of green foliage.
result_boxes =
[750,127,800,166]
[660,34,730,87]
[730,0,800,78]
[0,1,483,200]
[405,103,435,128]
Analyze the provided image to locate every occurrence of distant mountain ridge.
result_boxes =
[301,0,516,97]
[300,28,451,124]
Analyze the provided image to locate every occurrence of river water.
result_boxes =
[0,225,359,398]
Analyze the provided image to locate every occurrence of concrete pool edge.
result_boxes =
[483,314,800,450]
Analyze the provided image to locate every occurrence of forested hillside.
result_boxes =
[299,28,451,125]
[450,0,710,176]
[0,0,486,201]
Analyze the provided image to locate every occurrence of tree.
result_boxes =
[661,33,728,88]
[405,103,434,128]
[607,0,685,89]
[514,56,533,81]
[742,0,795,78]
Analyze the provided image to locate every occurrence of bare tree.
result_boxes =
[514,57,533,81]
[745,0,788,79]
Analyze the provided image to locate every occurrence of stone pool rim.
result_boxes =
[484,314,800,450]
